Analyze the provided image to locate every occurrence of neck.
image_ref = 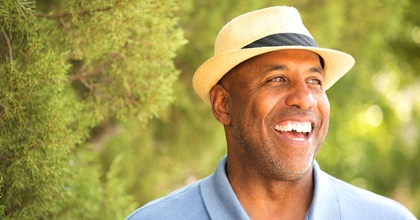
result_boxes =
[227,157,314,220]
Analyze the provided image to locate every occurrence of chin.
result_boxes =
[272,159,314,181]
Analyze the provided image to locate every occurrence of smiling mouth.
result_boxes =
[274,121,312,141]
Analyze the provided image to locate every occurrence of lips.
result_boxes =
[273,121,312,141]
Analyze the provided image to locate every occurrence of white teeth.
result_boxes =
[274,122,312,133]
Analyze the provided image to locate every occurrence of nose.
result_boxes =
[285,84,318,110]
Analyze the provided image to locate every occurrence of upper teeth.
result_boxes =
[274,122,312,133]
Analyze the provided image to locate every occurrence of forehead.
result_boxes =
[242,49,321,67]
[222,49,323,81]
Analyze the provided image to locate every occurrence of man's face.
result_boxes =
[215,49,330,181]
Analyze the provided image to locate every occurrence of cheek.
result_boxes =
[230,94,275,134]
[317,94,330,137]
[257,89,283,110]
[248,93,281,126]
[231,87,274,113]
[319,94,330,119]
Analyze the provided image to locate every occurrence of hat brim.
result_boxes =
[192,46,355,105]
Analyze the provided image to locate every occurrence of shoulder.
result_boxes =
[328,175,416,219]
[126,180,210,220]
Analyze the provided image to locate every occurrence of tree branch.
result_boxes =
[68,53,123,82]
[35,0,123,19]
[2,31,13,62]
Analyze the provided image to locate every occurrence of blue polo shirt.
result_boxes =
[126,156,416,219]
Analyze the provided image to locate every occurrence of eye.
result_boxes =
[307,78,322,85]
[269,76,286,83]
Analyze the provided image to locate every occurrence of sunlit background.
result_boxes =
[1,0,418,219]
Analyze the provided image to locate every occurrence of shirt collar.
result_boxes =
[200,156,250,219]
[200,156,341,219]
[306,161,341,219]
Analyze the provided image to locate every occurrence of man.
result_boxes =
[127,6,416,220]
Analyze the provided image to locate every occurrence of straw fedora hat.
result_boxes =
[192,6,355,105]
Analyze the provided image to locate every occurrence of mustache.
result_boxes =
[271,108,318,121]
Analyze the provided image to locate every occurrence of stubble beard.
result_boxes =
[231,121,318,182]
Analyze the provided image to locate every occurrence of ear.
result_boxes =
[210,84,230,125]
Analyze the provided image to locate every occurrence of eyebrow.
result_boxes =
[261,65,286,75]
[262,65,324,76]
[310,66,324,76]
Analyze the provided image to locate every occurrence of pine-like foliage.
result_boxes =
[0,0,185,219]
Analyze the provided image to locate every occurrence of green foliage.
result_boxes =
[0,0,185,219]
[0,38,73,218]
[35,0,185,123]
[0,0,35,34]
